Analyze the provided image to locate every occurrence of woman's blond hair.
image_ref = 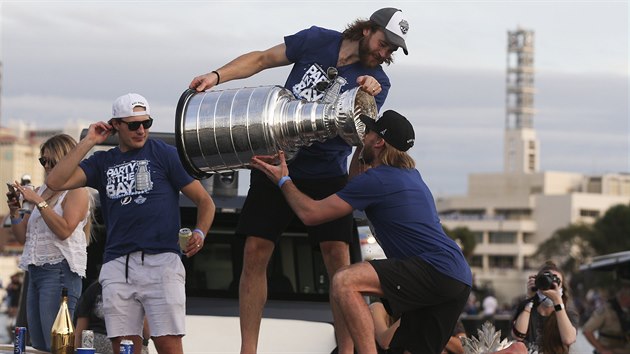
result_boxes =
[41,134,94,244]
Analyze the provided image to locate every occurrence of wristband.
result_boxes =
[554,303,565,312]
[193,228,206,240]
[212,70,221,85]
[278,176,291,188]
[11,217,22,225]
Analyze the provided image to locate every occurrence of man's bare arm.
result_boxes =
[189,43,291,91]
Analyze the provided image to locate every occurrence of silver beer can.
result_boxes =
[178,227,193,250]
[82,329,94,348]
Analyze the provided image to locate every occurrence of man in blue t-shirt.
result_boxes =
[47,93,216,354]
[189,7,410,354]
[250,110,473,354]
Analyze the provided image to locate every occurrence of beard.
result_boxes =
[358,36,382,68]
[360,144,376,165]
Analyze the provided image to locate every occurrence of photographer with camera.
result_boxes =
[511,261,578,353]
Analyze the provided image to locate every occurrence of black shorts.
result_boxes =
[370,257,471,354]
[235,169,354,243]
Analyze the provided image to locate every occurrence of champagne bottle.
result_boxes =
[51,287,75,354]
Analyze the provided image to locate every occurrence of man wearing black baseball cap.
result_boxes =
[359,110,415,152]
[190,8,410,354]
[251,110,472,354]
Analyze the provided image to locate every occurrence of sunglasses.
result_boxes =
[118,118,153,131]
[39,157,56,168]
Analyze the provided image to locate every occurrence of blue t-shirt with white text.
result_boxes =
[80,139,194,263]
[284,26,390,179]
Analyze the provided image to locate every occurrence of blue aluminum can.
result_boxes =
[14,327,27,353]
[120,339,134,354]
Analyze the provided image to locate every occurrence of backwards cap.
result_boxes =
[112,93,151,119]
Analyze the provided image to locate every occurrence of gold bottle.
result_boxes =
[51,287,75,354]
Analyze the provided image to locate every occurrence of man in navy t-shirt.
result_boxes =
[190,7,410,354]
[251,110,473,354]
[47,93,216,354]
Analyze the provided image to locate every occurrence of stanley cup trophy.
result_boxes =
[175,69,378,178]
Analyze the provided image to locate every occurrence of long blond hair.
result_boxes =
[379,143,415,169]
[41,134,93,244]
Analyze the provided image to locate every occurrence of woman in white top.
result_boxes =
[7,134,90,352]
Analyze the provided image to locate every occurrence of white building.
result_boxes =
[437,172,630,302]
[435,28,630,303]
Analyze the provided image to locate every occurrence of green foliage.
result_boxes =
[534,223,596,273]
[535,202,630,275]
[443,225,477,260]
[590,203,630,253]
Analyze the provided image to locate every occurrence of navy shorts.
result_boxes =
[235,169,354,244]
[370,257,471,354]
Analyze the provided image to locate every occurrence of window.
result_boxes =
[489,256,515,268]
[489,232,516,244]
[473,232,484,244]
[495,209,531,221]
[523,233,535,244]
[180,205,361,302]
[470,255,483,268]
[579,209,600,218]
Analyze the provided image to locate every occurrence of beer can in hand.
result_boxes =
[14,327,27,354]
[120,339,134,354]
[178,227,192,250]
[82,329,94,348]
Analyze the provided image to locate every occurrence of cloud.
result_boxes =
[1,1,627,197]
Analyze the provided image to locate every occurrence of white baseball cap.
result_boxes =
[370,8,409,55]
[111,93,151,119]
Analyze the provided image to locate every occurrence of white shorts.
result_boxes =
[99,252,186,338]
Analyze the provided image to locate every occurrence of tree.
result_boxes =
[534,223,596,274]
[589,203,630,253]
[534,202,630,274]
[443,226,477,260]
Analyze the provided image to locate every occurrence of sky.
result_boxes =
[1,0,628,196]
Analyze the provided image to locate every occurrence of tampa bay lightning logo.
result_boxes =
[120,196,132,206]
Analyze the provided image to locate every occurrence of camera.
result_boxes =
[534,271,561,291]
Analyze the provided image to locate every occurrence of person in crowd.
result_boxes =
[250,110,472,353]
[369,300,467,354]
[189,7,409,354]
[7,134,90,352]
[5,273,22,318]
[482,291,499,324]
[74,280,150,354]
[582,282,630,354]
[46,93,216,354]
[511,261,578,354]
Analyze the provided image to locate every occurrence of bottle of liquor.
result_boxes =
[51,287,75,354]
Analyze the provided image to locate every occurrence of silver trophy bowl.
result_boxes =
[175,85,377,178]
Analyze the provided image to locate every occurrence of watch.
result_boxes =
[554,303,565,312]
[36,201,49,211]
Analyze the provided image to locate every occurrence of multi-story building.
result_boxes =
[436,28,630,303]
[0,121,86,217]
